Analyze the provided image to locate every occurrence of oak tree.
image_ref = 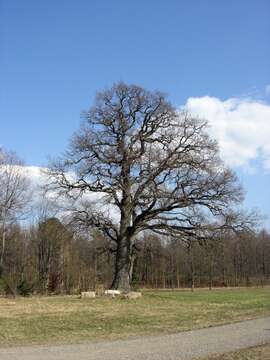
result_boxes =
[48,83,243,291]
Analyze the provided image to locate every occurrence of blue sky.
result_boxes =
[1,0,270,227]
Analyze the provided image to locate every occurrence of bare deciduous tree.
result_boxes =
[0,148,30,274]
[47,83,245,291]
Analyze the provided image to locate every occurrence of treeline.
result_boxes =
[1,217,270,295]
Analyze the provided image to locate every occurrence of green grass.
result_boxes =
[205,343,270,359]
[0,287,270,347]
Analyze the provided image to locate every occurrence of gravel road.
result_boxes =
[1,316,270,360]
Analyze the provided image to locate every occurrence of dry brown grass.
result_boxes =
[0,287,270,347]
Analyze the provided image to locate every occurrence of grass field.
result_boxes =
[205,343,270,359]
[0,287,270,347]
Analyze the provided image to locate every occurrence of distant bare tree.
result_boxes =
[0,148,30,274]
[47,83,245,291]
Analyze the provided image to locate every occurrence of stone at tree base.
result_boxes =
[104,289,122,298]
[123,291,142,299]
[81,291,96,298]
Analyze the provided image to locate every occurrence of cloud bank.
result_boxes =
[184,96,270,171]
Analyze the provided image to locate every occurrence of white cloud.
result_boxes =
[184,96,270,171]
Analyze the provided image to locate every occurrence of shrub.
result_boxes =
[16,279,33,297]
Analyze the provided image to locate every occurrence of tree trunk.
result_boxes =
[188,245,195,291]
[0,217,6,277]
[110,236,134,292]
[111,155,134,292]
[0,212,6,273]
[0,229,6,271]
[209,254,213,290]
[111,262,131,292]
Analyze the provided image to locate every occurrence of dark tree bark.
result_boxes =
[47,83,249,292]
